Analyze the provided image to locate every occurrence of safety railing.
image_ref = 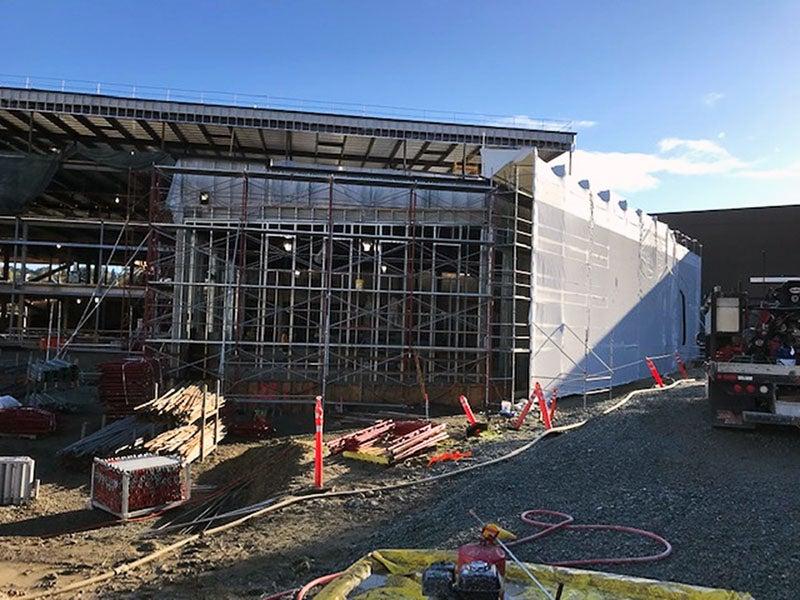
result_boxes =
[0,74,575,132]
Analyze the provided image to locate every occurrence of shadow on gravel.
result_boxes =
[0,509,108,538]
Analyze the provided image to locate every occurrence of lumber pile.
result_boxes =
[144,421,226,463]
[136,384,223,425]
[136,384,225,463]
[58,381,224,465]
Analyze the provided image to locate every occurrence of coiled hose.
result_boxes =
[508,508,672,566]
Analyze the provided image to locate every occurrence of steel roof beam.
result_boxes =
[0,87,575,151]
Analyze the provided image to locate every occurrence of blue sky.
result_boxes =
[2,0,798,212]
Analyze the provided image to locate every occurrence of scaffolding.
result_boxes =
[140,163,503,409]
[0,85,703,412]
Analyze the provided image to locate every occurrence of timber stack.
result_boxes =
[136,384,225,463]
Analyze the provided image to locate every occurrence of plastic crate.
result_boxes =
[91,453,190,519]
[0,456,38,505]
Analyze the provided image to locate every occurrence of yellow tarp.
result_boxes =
[315,549,754,600]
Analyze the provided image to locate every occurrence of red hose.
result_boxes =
[295,572,343,599]
[507,509,672,567]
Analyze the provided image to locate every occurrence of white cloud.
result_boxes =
[717,131,726,139]
[702,92,725,107]
[557,137,799,195]
[734,162,800,179]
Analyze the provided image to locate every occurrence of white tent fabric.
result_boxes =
[525,152,701,396]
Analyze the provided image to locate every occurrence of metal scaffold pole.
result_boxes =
[484,189,495,408]
[320,176,334,408]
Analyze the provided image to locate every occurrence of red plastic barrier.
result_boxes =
[458,395,478,426]
[314,396,324,489]
[645,357,665,387]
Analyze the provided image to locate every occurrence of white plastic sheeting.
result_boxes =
[532,155,700,395]
[165,158,486,221]
[488,148,701,397]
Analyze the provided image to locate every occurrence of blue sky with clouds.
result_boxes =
[2,0,798,212]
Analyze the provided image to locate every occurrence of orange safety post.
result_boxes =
[511,390,536,431]
[459,394,478,426]
[645,357,665,387]
[548,387,558,423]
[675,352,689,379]
[533,382,553,430]
[314,395,324,488]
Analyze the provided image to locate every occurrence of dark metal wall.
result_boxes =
[657,205,800,298]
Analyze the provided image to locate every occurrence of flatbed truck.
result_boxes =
[706,280,800,428]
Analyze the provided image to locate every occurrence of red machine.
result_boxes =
[422,521,507,599]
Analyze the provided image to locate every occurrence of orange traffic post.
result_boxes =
[548,387,558,423]
[533,382,553,430]
[314,395,324,489]
[511,390,536,430]
[675,352,689,379]
[459,394,478,426]
[645,357,665,387]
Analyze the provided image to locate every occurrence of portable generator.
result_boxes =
[421,524,507,599]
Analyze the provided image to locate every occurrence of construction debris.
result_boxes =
[327,420,448,465]
[91,454,190,520]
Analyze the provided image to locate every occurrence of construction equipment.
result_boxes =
[706,279,800,427]
[459,395,488,436]
[422,518,511,599]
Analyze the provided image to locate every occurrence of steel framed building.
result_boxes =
[0,82,700,409]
